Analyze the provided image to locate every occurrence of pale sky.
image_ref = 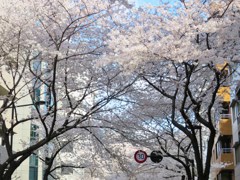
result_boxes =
[129,0,160,7]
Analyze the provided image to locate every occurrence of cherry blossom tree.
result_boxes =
[0,0,136,179]
[103,0,240,179]
[105,0,239,67]
[0,0,239,179]
[102,60,229,180]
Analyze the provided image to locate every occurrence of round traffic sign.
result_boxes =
[150,151,163,163]
[134,150,148,163]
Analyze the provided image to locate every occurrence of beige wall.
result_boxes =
[0,68,44,180]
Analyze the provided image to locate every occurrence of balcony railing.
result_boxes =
[216,148,234,169]
[216,148,233,160]
[215,114,231,123]
[221,148,233,153]
[220,114,231,119]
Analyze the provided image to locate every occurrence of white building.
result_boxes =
[0,64,45,180]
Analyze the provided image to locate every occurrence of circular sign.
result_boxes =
[134,150,148,163]
[150,151,163,163]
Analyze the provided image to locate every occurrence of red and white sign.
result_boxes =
[134,150,148,163]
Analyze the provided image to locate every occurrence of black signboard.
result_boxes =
[150,151,163,163]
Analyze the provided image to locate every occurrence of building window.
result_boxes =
[29,124,39,180]
[221,102,229,114]
[29,167,38,180]
[221,136,231,149]
[44,84,53,110]
[32,60,42,108]
[30,124,39,142]
[217,170,234,180]
[29,154,38,167]
[34,88,41,103]
[216,136,232,159]
[29,154,38,180]
[220,102,230,119]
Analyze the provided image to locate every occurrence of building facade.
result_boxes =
[211,64,235,180]
[0,63,45,180]
[230,62,240,180]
